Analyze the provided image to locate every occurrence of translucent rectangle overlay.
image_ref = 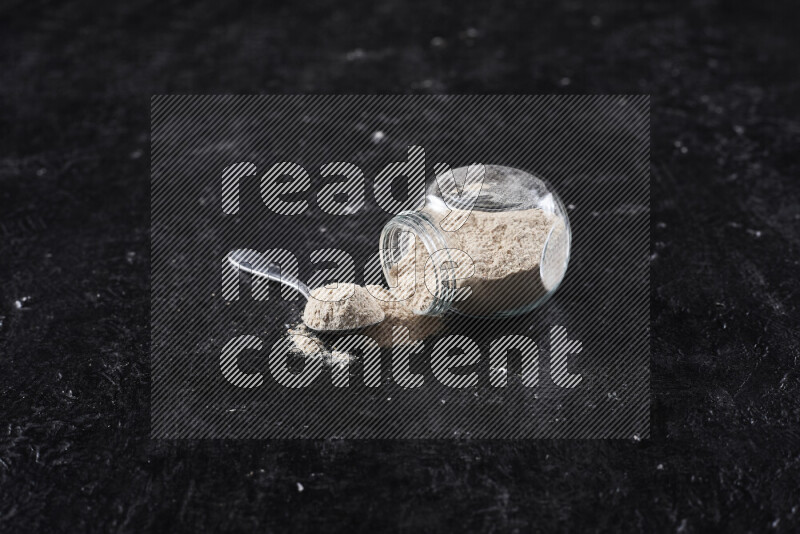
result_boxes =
[151,95,650,438]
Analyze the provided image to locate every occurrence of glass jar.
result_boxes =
[379,165,571,318]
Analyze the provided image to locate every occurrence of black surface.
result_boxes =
[1,0,799,531]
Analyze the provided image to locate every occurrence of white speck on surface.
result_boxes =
[371,131,385,143]
[326,350,352,368]
[733,125,745,135]
[747,229,762,238]
[14,296,31,309]
[656,463,664,470]
[296,482,304,492]
[632,434,641,442]
[567,204,576,210]
[345,48,365,61]
[126,251,136,264]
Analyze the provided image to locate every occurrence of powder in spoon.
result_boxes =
[291,283,442,357]
[302,283,385,331]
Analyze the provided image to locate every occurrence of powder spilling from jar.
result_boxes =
[388,208,561,316]
[290,206,561,355]
[362,285,442,347]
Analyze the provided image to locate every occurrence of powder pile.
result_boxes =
[301,283,384,331]
[291,285,441,356]
[287,323,353,367]
[362,285,441,348]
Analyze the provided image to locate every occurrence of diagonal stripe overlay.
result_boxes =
[151,95,650,439]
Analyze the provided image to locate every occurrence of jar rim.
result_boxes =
[378,211,455,316]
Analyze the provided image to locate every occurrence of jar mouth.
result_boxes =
[379,211,455,315]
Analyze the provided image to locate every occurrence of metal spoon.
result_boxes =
[227,250,384,333]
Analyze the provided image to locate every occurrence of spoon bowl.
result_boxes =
[227,250,384,332]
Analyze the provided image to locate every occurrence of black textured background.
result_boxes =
[1,0,799,532]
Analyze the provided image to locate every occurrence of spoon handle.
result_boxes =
[227,250,311,300]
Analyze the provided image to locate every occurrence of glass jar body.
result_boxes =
[379,165,571,318]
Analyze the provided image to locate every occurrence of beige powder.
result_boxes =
[287,323,354,367]
[302,283,384,331]
[292,284,441,355]
[386,238,437,313]
[287,323,326,354]
[362,285,441,348]
[389,208,560,316]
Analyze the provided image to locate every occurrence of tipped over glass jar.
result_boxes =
[379,165,571,318]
